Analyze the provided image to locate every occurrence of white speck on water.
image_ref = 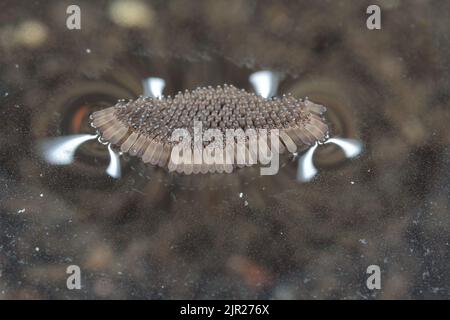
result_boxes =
[359,239,368,245]
[39,193,44,198]
[4,92,8,97]
[17,208,26,213]
[15,64,19,68]
[86,48,91,53]
[351,181,355,185]
[35,247,39,252]
[244,200,248,206]
[239,192,243,198]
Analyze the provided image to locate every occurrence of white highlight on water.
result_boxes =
[40,134,97,165]
[297,137,363,182]
[106,143,121,179]
[249,70,280,99]
[297,143,319,182]
[39,134,122,179]
[142,77,165,99]
[325,137,363,158]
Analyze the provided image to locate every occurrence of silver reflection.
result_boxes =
[325,137,363,158]
[106,143,121,179]
[297,143,319,182]
[296,137,363,182]
[249,70,280,98]
[142,77,165,98]
[39,134,97,165]
[39,134,122,179]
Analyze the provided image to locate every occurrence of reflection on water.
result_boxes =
[297,142,319,182]
[106,143,122,179]
[39,134,122,179]
[142,77,166,98]
[297,137,363,182]
[324,137,363,159]
[249,70,280,99]
[39,134,97,165]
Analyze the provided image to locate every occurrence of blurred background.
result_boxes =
[0,0,449,299]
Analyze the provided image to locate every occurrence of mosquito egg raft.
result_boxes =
[90,84,329,174]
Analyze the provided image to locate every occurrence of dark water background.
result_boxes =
[0,0,449,299]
